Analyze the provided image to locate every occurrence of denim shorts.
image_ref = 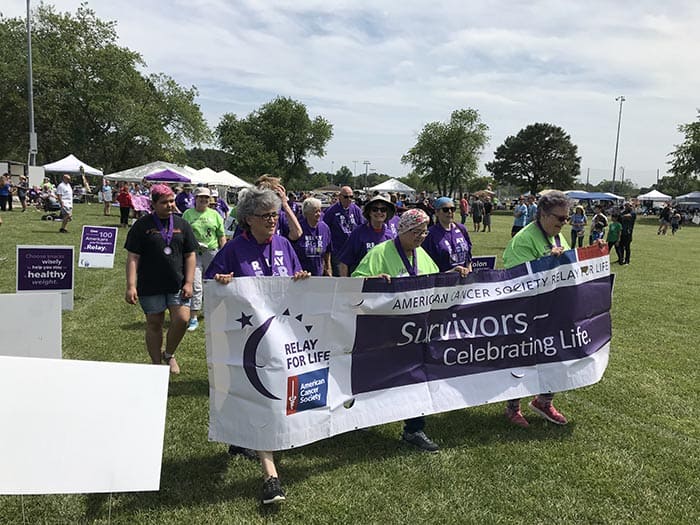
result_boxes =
[139,292,191,314]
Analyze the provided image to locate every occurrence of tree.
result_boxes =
[401,109,489,196]
[216,96,333,184]
[486,123,580,194]
[591,179,638,199]
[186,147,234,171]
[333,165,353,186]
[0,4,210,172]
[664,111,700,195]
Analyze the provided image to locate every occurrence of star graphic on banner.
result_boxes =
[236,312,253,328]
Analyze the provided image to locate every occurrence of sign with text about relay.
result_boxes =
[16,245,74,310]
[79,226,118,268]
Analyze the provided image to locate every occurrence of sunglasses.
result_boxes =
[253,211,279,221]
[411,228,429,237]
[370,206,387,213]
[340,194,354,200]
[440,207,456,213]
[550,213,569,223]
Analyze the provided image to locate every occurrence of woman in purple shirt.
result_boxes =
[422,196,473,274]
[293,197,332,276]
[338,194,396,276]
[204,187,310,506]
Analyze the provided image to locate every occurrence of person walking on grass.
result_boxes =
[206,187,311,505]
[124,184,197,374]
[502,190,571,428]
[55,174,73,233]
[182,187,226,332]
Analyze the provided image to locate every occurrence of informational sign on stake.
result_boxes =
[16,245,74,310]
[79,226,118,268]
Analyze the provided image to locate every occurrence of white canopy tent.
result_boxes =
[637,189,672,202]
[368,178,415,197]
[216,170,253,188]
[106,161,199,183]
[43,154,103,176]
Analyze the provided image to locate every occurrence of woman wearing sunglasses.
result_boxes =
[502,190,571,428]
[337,193,396,277]
[422,196,473,275]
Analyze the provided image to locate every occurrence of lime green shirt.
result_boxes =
[352,239,439,277]
[182,207,225,250]
[503,221,571,269]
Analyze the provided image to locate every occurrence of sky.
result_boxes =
[4,0,700,188]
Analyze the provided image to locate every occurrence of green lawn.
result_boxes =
[0,204,698,524]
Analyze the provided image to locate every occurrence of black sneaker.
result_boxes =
[261,476,286,504]
[401,430,440,452]
[228,445,258,461]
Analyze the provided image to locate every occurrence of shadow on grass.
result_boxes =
[167,378,209,398]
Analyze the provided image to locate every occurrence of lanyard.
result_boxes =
[394,237,417,276]
[152,213,174,247]
[536,220,561,250]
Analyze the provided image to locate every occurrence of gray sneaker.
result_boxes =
[401,430,439,452]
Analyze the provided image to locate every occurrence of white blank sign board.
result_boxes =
[0,293,62,358]
[0,356,170,494]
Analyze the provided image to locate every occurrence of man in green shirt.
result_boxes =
[502,190,571,427]
[183,187,226,331]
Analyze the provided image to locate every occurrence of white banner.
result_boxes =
[205,246,612,451]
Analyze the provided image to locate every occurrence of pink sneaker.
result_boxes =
[505,407,529,428]
[529,398,568,425]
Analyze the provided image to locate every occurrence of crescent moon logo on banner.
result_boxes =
[243,316,280,400]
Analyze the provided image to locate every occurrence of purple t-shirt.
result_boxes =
[293,218,332,276]
[204,232,301,278]
[338,223,396,273]
[387,215,400,237]
[422,222,472,272]
[322,202,364,256]
[175,192,195,213]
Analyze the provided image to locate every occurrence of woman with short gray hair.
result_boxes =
[293,197,332,276]
[204,186,310,505]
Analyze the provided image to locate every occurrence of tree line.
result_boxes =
[1,4,697,196]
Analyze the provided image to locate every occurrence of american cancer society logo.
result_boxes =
[287,367,329,415]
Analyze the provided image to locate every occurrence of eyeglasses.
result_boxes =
[411,228,429,237]
[252,211,279,221]
[340,194,354,200]
[370,207,387,213]
[440,207,456,213]
[549,213,569,223]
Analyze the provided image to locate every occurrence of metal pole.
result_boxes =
[26,0,37,166]
[611,95,625,193]
[586,168,590,190]
[363,160,370,189]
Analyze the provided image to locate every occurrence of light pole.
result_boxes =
[353,160,358,182]
[363,160,370,189]
[26,0,37,166]
[611,95,626,194]
[330,160,334,185]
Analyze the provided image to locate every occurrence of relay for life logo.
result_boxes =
[237,307,330,415]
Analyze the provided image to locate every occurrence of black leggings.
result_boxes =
[120,206,131,225]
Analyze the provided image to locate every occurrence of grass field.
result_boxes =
[0,204,698,524]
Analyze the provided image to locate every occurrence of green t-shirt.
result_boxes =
[606,222,621,243]
[502,221,571,269]
[182,207,225,250]
[352,239,439,277]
